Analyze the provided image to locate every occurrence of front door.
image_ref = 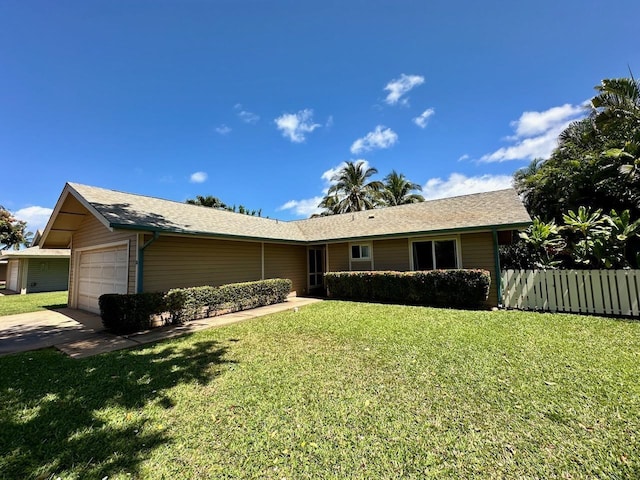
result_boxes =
[308,247,324,293]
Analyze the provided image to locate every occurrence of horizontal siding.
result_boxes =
[26,258,69,293]
[143,236,262,292]
[264,243,308,295]
[328,243,349,272]
[460,232,497,306]
[71,214,138,304]
[373,238,410,271]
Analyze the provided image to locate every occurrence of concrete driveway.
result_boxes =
[0,308,104,356]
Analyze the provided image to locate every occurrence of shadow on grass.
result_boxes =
[0,338,234,478]
[44,303,69,310]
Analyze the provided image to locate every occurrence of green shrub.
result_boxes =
[325,270,490,309]
[99,278,293,333]
[98,292,168,335]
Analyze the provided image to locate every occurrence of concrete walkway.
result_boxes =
[1,297,322,359]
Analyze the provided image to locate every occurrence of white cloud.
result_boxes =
[234,104,260,124]
[325,115,334,128]
[458,154,470,162]
[350,126,398,154]
[480,103,586,163]
[384,73,425,105]
[190,171,208,183]
[413,108,435,128]
[215,124,231,135]
[14,206,53,233]
[277,196,324,217]
[274,109,321,143]
[422,173,514,200]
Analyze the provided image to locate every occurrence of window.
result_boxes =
[412,239,458,270]
[350,244,371,260]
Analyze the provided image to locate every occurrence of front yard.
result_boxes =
[0,291,68,316]
[1,301,638,478]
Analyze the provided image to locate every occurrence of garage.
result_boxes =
[76,245,128,313]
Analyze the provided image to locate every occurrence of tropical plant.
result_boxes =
[0,207,28,251]
[186,195,261,216]
[318,161,384,215]
[379,170,424,206]
[518,217,565,268]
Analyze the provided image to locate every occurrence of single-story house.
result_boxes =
[39,182,532,313]
[0,245,70,294]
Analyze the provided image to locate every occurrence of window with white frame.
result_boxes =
[350,244,371,260]
[412,239,458,270]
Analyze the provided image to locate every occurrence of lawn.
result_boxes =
[1,301,639,479]
[0,291,68,316]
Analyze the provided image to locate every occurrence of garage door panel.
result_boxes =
[76,245,128,313]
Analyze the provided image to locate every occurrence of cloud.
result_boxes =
[351,126,398,154]
[274,109,321,143]
[422,173,514,200]
[325,115,334,128]
[215,124,232,135]
[384,73,425,105]
[413,108,435,128]
[190,171,208,183]
[277,196,324,217]
[480,103,586,163]
[14,206,53,233]
[234,104,260,124]
[458,154,470,162]
[279,160,371,217]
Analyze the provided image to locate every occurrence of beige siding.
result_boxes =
[264,243,308,295]
[460,232,498,306]
[70,214,138,304]
[373,238,410,271]
[328,243,349,272]
[143,236,262,292]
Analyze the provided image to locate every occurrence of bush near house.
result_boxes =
[99,278,292,334]
[325,270,491,308]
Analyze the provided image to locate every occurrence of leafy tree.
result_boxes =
[380,170,424,206]
[318,161,384,215]
[514,75,640,223]
[0,207,29,250]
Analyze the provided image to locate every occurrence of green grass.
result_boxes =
[1,301,639,479]
[0,290,68,316]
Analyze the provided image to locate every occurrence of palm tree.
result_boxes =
[318,161,383,215]
[380,170,424,206]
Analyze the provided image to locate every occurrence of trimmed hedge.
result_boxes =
[98,278,292,334]
[325,270,491,309]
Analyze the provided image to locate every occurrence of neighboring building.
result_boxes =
[39,183,531,313]
[0,246,70,294]
[0,260,7,286]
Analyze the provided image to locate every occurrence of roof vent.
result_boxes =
[368,214,375,219]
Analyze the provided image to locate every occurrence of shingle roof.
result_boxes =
[65,183,531,244]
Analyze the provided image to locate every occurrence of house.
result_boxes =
[39,182,531,313]
[0,245,70,294]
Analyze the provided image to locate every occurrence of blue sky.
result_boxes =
[1,0,638,233]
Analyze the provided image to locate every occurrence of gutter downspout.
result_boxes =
[492,228,502,307]
[137,232,159,293]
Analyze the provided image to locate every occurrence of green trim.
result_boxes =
[492,228,502,307]
[137,232,160,293]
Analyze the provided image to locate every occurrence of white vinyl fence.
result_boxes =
[501,269,640,317]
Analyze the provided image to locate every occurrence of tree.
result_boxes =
[514,75,640,223]
[379,170,424,206]
[0,207,29,251]
[186,195,261,217]
[318,161,384,215]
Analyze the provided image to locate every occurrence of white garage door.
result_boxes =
[77,246,128,313]
[8,260,19,292]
